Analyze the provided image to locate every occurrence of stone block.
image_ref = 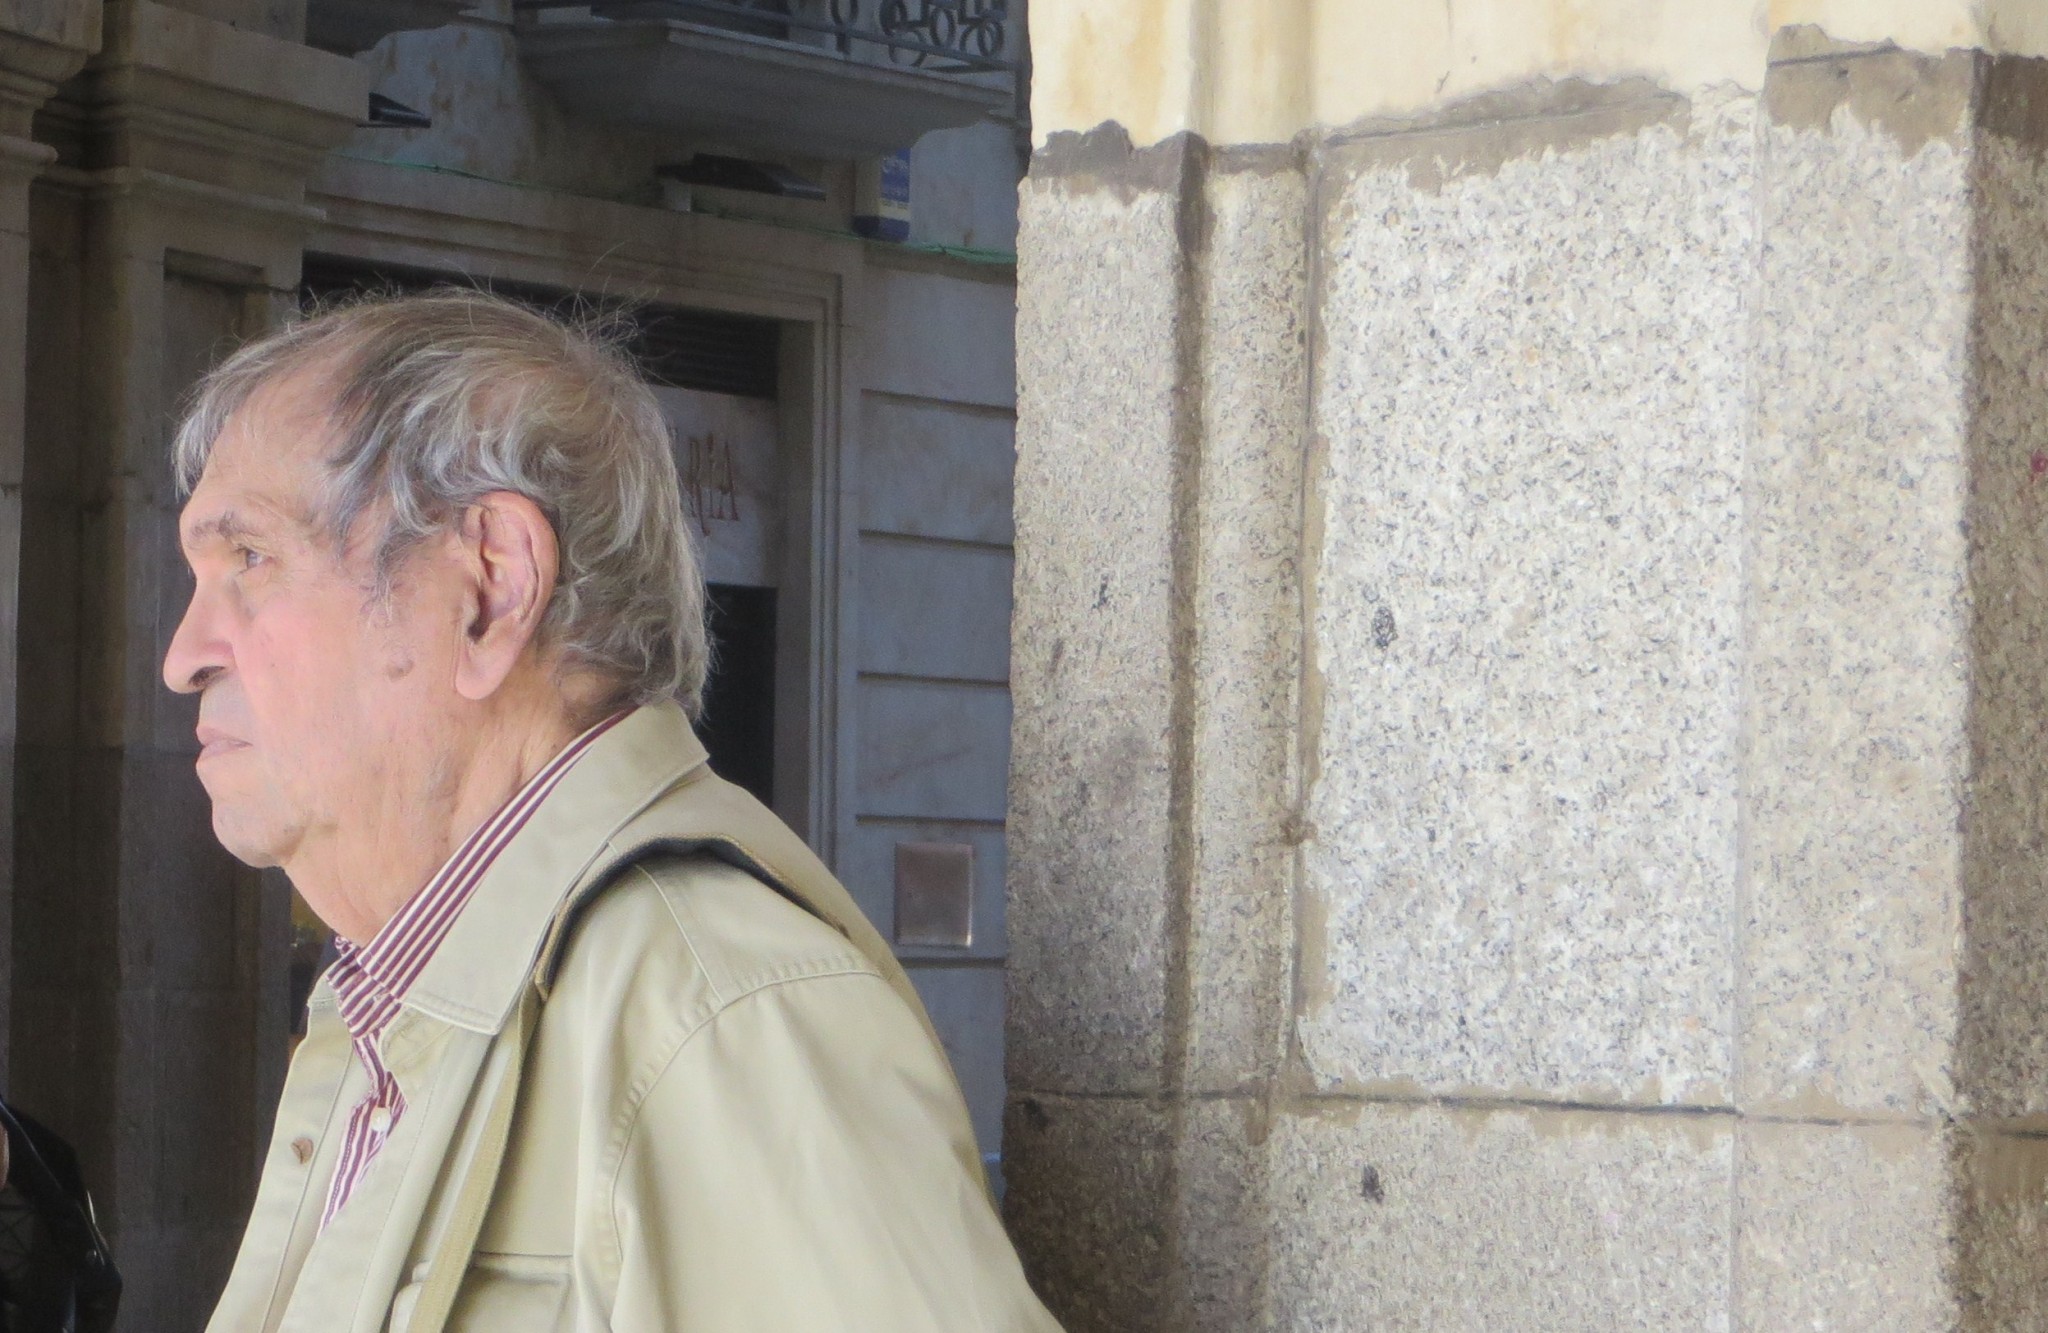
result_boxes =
[904,962,1007,1160]
[96,0,370,140]
[1263,1100,1733,1329]
[22,181,83,499]
[858,392,1015,545]
[1952,1125,2048,1327]
[74,486,192,751]
[1300,88,1757,1103]
[11,741,91,988]
[910,117,1022,254]
[0,0,102,53]
[109,983,163,1226]
[11,742,117,988]
[1002,1092,1173,1333]
[1176,1096,1270,1331]
[155,0,304,45]
[1184,156,1306,1093]
[1742,56,1976,1118]
[6,981,115,1164]
[855,677,1011,822]
[14,496,78,747]
[1008,134,1192,1095]
[109,1215,246,1333]
[1955,104,2048,1120]
[336,20,675,202]
[120,745,260,991]
[150,987,264,1223]
[1736,1119,1953,1332]
[142,494,201,752]
[855,533,1013,682]
[0,224,25,489]
[862,261,1017,409]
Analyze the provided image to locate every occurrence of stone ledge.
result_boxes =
[46,0,369,199]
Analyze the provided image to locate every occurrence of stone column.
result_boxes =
[0,0,99,1090]
[14,4,366,1322]
[1003,129,1308,1331]
[1004,133,1196,1329]
[1006,21,2048,1333]
[1736,40,2048,1327]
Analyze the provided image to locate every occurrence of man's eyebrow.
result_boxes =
[181,510,257,549]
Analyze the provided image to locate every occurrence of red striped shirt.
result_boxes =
[319,712,628,1228]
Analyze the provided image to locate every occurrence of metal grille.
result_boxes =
[630,305,781,398]
[300,258,781,400]
[527,0,1016,73]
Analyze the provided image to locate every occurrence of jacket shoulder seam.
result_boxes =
[636,861,729,1009]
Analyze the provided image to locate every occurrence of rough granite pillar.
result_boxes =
[1284,74,1753,1328]
[0,0,99,1090]
[1735,39,2048,1326]
[1005,133,1307,1332]
[1007,25,2048,1333]
[15,5,366,1322]
[1005,132,1192,1330]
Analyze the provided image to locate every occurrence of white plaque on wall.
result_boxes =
[651,385,782,588]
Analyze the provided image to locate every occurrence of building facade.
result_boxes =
[1005,2,2048,1328]
[13,0,2048,1326]
[0,0,1025,1323]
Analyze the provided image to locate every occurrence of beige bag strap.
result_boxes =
[406,983,541,1333]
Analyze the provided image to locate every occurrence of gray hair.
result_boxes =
[172,288,708,718]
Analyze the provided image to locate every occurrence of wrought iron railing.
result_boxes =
[535,0,1016,74]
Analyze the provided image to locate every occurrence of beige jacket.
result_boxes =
[205,703,1059,1332]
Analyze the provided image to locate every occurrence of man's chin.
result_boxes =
[208,807,288,870]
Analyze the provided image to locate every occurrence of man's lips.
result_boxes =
[194,725,249,761]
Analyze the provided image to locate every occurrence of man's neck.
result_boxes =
[290,701,584,945]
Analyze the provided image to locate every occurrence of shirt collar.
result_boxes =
[401,701,709,1035]
[327,708,641,1042]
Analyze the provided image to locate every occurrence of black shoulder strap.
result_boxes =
[534,834,836,997]
[529,764,948,1074]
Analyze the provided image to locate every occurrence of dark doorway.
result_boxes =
[698,583,777,806]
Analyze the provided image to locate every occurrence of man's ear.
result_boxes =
[452,491,559,702]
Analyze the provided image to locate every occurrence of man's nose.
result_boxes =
[162,583,228,694]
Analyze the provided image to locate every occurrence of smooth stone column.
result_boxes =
[0,0,99,1092]
[15,4,366,1320]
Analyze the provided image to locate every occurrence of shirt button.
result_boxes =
[369,1107,392,1135]
[290,1137,315,1165]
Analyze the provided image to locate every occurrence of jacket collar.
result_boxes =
[402,701,708,1034]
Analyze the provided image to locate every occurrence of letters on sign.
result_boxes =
[677,428,743,534]
[652,384,779,588]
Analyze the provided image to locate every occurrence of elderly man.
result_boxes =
[166,291,1059,1332]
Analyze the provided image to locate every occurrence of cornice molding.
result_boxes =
[50,0,370,202]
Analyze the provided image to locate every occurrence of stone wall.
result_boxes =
[1006,35,2048,1330]
[10,2,368,1321]
[3,3,1031,1325]
[0,0,101,1095]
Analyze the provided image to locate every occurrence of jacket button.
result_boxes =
[291,1137,315,1165]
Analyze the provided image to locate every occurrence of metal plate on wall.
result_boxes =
[894,840,974,948]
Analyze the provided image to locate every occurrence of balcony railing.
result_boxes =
[305,0,472,53]
[513,0,1020,159]
[575,0,1016,74]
